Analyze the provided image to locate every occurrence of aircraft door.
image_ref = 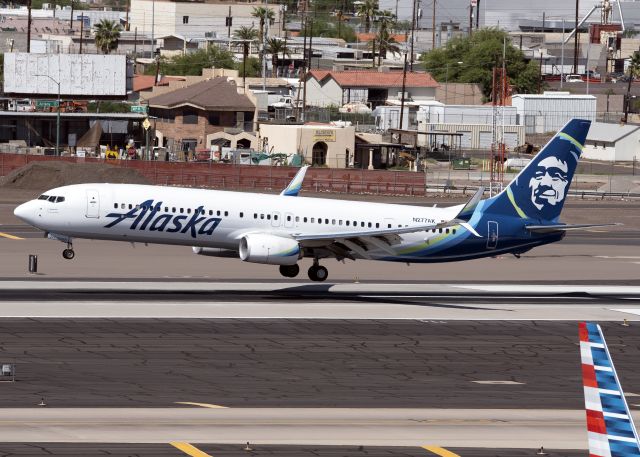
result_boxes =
[86,189,100,218]
[284,213,294,228]
[487,221,498,249]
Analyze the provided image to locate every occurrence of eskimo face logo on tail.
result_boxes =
[529,157,569,210]
[104,199,222,239]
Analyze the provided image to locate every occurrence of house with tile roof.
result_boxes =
[148,77,257,157]
[304,70,439,109]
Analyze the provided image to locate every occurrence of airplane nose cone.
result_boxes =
[14,202,33,223]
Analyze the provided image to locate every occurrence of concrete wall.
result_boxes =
[304,78,343,107]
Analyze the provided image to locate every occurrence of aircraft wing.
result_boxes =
[291,187,484,259]
[525,223,622,233]
[280,166,309,196]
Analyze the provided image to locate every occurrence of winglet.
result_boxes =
[579,322,640,457]
[455,186,484,222]
[280,166,309,196]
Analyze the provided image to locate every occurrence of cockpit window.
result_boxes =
[48,196,56,202]
[55,196,65,203]
[38,195,49,200]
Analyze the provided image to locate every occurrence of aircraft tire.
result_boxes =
[279,264,300,278]
[62,249,75,260]
[308,265,328,282]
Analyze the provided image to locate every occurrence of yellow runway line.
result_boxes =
[174,401,228,409]
[422,446,461,457]
[170,442,213,457]
[0,232,23,240]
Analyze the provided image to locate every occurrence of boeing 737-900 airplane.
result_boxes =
[14,119,613,281]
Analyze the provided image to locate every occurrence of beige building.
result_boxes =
[259,123,356,168]
[130,0,282,40]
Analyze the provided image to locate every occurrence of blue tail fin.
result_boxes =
[486,119,591,222]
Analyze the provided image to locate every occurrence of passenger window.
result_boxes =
[274,215,278,220]
[339,220,342,225]
[260,214,264,219]
[187,208,191,214]
[387,224,391,228]
[113,203,118,209]
[129,204,133,209]
[368,222,372,228]
[361,222,365,227]
[346,221,350,226]
[287,216,291,222]
[445,228,450,234]
[311,218,315,223]
[295,216,300,222]
[332,219,336,225]
[325,218,329,224]
[172,207,176,213]
[121,204,125,209]
[267,214,271,220]
[304,217,308,223]
[453,229,457,234]
[240,212,244,218]
[180,208,184,213]
[217,210,221,216]
[164,207,168,212]
[375,223,379,228]
[439,228,443,233]
[254,213,257,219]
[318,218,322,224]
[209,210,213,216]
[224,211,228,216]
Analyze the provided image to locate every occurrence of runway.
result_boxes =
[0,408,618,449]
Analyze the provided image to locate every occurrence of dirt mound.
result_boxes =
[0,161,150,191]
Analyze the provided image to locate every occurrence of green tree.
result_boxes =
[420,28,540,99]
[236,57,261,78]
[144,46,235,76]
[377,28,401,66]
[300,18,356,42]
[252,6,275,75]
[356,0,378,33]
[233,26,259,88]
[94,19,121,54]
[624,51,640,121]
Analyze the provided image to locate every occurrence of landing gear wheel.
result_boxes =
[279,264,300,278]
[62,248,75,260]
[308,265,328,282]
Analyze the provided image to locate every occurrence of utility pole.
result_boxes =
[399,31,409,136]
[410,0,418,70]
[227,6,232,38]
[574,0,579,74]
[27,0,32,52]
[468,0,473,36]
[70,0,74,31]
[431,0,436,50]
[79,14,84,53]
[301,19,309,123]
[125,0,130,31]
[475,0,480,29]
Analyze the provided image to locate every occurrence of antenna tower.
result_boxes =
[489,66,508,196]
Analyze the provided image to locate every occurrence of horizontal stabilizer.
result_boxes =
[526,223,622,233]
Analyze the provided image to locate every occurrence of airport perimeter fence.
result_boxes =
[1,152,639,199]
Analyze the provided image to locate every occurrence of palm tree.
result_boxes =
[624,51,640,121]
[252,6,276,75]
[377,28,401,66]
[266,37,289,77]
[94,19,122,54]
[356,0,377,33]
[234,26,259,89]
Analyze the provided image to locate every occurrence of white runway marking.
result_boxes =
[611,308,640,317]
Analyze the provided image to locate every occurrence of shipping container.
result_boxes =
[511,92,596,134]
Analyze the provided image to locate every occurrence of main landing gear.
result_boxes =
[279,264,300,278]
[307,260,328,282]
[278,261,329,282]
[62,242,75,260]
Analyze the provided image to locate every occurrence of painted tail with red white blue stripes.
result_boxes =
[580,322,640,457]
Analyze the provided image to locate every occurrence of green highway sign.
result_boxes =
[131,105,148,114]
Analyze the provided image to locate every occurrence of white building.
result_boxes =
[129,0,281,40]
[511,92,597,134]
[304,70,438,109]
[417,104,518,126]
[582,121,640,161]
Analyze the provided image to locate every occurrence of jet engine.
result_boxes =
[239,234,300,265]
[192,247,238,258]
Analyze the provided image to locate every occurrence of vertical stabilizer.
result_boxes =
[486,119,591,223]
[579,322,640,457]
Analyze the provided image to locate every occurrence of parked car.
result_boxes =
[565,74,584,83]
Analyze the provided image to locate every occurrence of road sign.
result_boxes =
[142,118,151,130]
[131,105,147,114]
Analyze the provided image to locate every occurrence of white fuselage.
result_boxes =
[15,183,462,261]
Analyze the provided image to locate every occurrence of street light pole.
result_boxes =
[35,74,61,156]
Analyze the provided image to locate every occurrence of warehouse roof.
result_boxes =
[307,70,439,89]
[585,121,640,143]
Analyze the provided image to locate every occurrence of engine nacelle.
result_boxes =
[239,234,300,265]
[192,247,238,258]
